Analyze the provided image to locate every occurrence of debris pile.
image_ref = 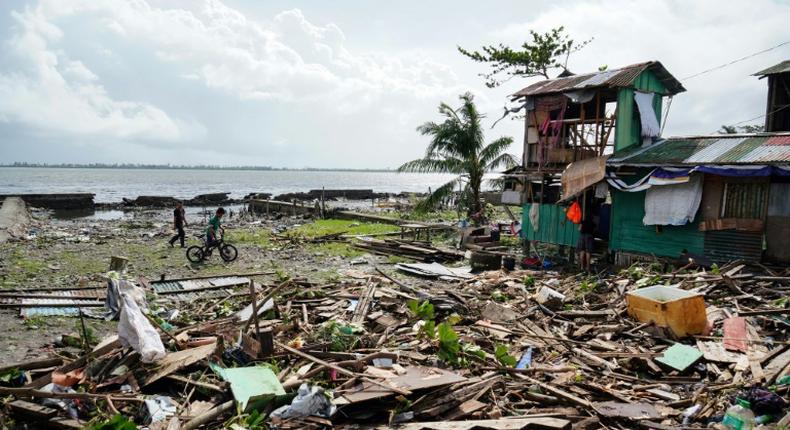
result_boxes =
[0,260,788,429]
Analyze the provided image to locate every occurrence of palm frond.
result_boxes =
[479,137,515,167]
[485,153,518,171]
[415,178,461,212]
[486,176,508,191]
[397,157,465,174]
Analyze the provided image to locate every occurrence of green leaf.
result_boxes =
[495,344,517,367]
[420,319,436,340]
[0,368,21,384]
[407,300,434,321]
[87,414,137,430]
[437,322,461,365]
[445,314,462,326]
[463,343,487,360]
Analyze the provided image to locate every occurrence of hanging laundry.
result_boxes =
[594,181,608,199]
[529,203,540,232]
[566,201,582,224]
[634,91,660,144]
[643,174,703,226]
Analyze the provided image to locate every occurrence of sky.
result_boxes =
[0,0,788,169]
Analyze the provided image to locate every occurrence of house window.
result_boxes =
[720,182,769,219]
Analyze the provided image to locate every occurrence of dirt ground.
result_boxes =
[0,207,415,364]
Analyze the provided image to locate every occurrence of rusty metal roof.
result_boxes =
[609,133,790,166]
[754,60,790,77]
[512,61,685,98]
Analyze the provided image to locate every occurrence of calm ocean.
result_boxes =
[0,167,465,203]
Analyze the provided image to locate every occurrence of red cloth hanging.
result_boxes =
[566,201,582,224]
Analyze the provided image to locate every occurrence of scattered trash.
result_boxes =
[143,395,177,424]
[117,293,165,363]
[271,383,336,420]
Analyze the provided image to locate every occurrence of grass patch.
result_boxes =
[226,228,271,247]
[56,250,108,275]
[1,248,49,287]
[291,219,399,237]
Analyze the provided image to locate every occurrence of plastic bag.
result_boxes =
[118,293,165,363]
[271,384,336,419]
[566,201,582,224]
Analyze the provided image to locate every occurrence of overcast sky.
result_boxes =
[0,0,788,168]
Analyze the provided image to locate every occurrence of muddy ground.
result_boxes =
[0,207,439,364]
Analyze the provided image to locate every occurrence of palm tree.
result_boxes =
[398,92,516,217]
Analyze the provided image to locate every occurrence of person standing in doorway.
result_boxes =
[168,201,188,248]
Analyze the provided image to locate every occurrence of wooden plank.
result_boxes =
[764,347,790,384]
[8,400,58,420]
[443,399,487,420]
[368,417,571,430]
[141,342,217,386]
[522,376,591,408]
[0,357,62,373]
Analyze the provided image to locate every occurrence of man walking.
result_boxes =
[169,201,188,248]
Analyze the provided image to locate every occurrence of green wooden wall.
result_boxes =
[521,203,580,246]
[614,70,668,152]
[608,189,705,257]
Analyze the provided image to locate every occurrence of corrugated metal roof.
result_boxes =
[609,133,790,166]
[512,61,685,98]
[754,60,790,77]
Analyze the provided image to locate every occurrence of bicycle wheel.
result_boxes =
[220,244,238,262]
[186,246,204,263]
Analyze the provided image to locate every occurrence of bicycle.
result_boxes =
[186,228,238,263]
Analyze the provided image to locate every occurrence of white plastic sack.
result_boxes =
[271,384,336,419]
[118,293,165,363]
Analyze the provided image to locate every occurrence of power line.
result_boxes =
[708,103,790,134]
[681,40,790,81]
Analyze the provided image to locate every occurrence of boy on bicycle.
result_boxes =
[206,207,226,249]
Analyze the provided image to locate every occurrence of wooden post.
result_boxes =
[259,329,274,357]
[578,101,586,161]
[321,187,326,218]
[594,91,601,152]
[109,256,128,273]
[247,280,262,355]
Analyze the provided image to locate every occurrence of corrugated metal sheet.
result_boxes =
[521,203,580,247]
[21,307,81,317]
[608,189,705,258]
[766,135,790,146]
[704,230,763,263]
[684,138,746,163]
[754,60,790,77]
[512,61,685,98]
[153,281,184,293]
[209,277,249,287]
[722,182,769,219]
[610,133,790,165]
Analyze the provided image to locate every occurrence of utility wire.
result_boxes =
[681,40,790,81]
[708,103,790,134]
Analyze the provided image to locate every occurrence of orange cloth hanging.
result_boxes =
[566,201,582,224]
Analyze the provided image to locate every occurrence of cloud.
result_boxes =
[0,4,202,142]
[492,0,790,135]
